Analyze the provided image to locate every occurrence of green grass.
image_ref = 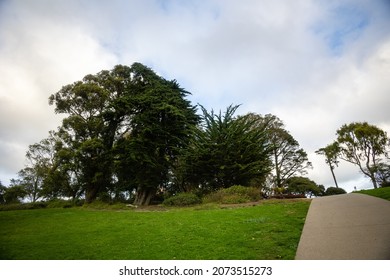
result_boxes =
[0,200,310,260]
[356,187,390,201]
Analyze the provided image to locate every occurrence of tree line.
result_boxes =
[1,63,389,205]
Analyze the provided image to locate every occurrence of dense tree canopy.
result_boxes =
[177,105,272,192]
[112,64,199,205]
[286,176,323,197]
[47,63,199,204]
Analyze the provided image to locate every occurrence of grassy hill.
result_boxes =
[355,187,390,201]
[0,199,310,260]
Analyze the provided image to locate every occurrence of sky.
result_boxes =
[0,0,389,192]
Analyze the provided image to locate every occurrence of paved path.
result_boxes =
[295,193,390,260]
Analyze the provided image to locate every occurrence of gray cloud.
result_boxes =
[1,0,389,191]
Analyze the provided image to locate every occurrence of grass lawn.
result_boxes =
[0,200,310,260]
[355,187,390,201]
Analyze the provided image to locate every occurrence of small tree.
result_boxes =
[3,180,27,204]
[316,142,340,188]
[17,131,63,202]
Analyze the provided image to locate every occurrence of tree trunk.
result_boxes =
[85,186,98,203]
[134,187,155,206]
[274,150,282,188]
[370,175,378,189]
[330,166,339,188]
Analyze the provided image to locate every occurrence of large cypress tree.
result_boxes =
[180,105,272,192]
[114,63,199,205]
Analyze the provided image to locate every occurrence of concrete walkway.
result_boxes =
[295,193,390,260]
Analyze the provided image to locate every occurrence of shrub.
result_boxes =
[162,193,201,206]
[203,185,260,204]
[325,187,347,196]
[0,202,47,211]
[46,199,74,209]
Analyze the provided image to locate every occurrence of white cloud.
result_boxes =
[0,0,117,184]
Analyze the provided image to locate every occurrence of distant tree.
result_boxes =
[17,167,43,203]
[316,142,340,188]
[336,122,390,189]
[262,114,312,189]
[3,179,27,204]
[318,184,326,195]
[17,134,56,202]
[372,163,390,187]
[15,130,76,202]
[286,176,322,197]
[180,105,272,192]
[325,186,346,196]
[0,181,6,204]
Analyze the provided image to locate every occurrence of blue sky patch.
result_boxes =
[313,3,369,55]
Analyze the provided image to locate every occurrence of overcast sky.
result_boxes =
[1,0,389,192]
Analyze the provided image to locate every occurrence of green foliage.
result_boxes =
[336,122,390,189]
[46,199,74,209]
[286,177,323,197]
[203,185,260,204]
[162,192,201,206]
[325,187,347,196]
[0,202,47,211]
[0,200,310,259]
[2,184,27,204]
[45,63,199,205]
[315,142,340,168]
[180,105,271,191]
[316,142,340,188]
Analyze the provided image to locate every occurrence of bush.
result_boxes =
[203,185,260,204]
[46,199,74,209]
[325,187,347,196]
[0,202,47,211]
[162,193,201,206]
